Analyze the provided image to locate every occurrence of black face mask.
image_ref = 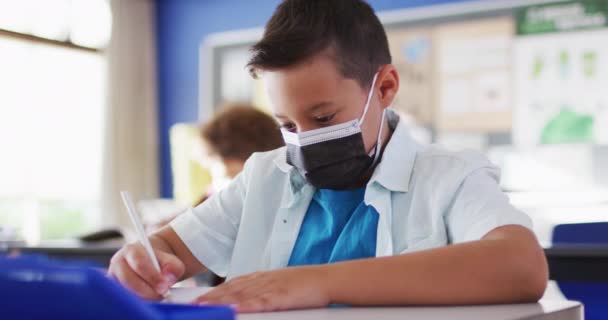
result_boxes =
[281,73,386,189]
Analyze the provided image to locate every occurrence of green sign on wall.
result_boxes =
[517,0,608,35]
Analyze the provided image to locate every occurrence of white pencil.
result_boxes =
[120,191,172,302]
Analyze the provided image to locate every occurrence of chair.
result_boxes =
[552,222,608,320]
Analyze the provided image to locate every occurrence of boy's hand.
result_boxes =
[108,242,185,300]
[193,265,331,313]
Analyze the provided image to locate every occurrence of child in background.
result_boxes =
[197,104,285,196]
[149,103,284,229]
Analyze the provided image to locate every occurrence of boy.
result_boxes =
[109,0,548,313]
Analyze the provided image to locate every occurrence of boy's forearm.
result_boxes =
[323,227,547,306]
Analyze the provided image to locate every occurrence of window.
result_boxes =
[0,0,111,243]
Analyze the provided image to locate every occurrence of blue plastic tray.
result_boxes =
[0,255,234,320]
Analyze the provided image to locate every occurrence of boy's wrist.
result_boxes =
[315,262,339,305]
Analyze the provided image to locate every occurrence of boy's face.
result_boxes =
[263,54,391,154]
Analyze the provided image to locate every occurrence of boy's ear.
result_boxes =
[376,64,399,109]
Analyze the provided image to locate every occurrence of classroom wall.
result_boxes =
[155,0,476,198]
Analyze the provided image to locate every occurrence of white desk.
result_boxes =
[169,288,581,320]
[238,300,582,320]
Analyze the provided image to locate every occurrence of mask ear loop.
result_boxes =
[359,73,385,161]
[369,109,387,162]
[359,73,379,125]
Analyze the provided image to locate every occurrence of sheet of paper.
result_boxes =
[165,286,214,304]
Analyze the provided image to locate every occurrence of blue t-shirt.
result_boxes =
[287,186,379,266]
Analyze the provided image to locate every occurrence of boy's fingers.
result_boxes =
[156,249,185,283]
[203,276,263,301]
[123,244,164,287]
[110,257,162,300]
[196,293,241,306]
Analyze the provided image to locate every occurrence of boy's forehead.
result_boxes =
[262,55,361,116]
[264,55,341,94]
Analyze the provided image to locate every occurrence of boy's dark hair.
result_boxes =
[247,0,391,88]
[201,103,284,161]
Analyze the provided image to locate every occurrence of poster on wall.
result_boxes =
[219,47,254,104]
[433,17,514,132]
[513,0,608,147]
[217,46,271,114]
[386,27,434,125]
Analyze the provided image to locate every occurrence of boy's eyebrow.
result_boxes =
[274,101,334,119]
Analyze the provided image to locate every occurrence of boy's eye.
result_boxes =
[281,122,296,132]
[315,113,335,124]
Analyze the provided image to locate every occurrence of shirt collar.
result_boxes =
[273,109,420,195]
[273,148,309,201]
[367,110,419,193]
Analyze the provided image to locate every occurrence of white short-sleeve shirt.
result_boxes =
[171,110,532,279]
